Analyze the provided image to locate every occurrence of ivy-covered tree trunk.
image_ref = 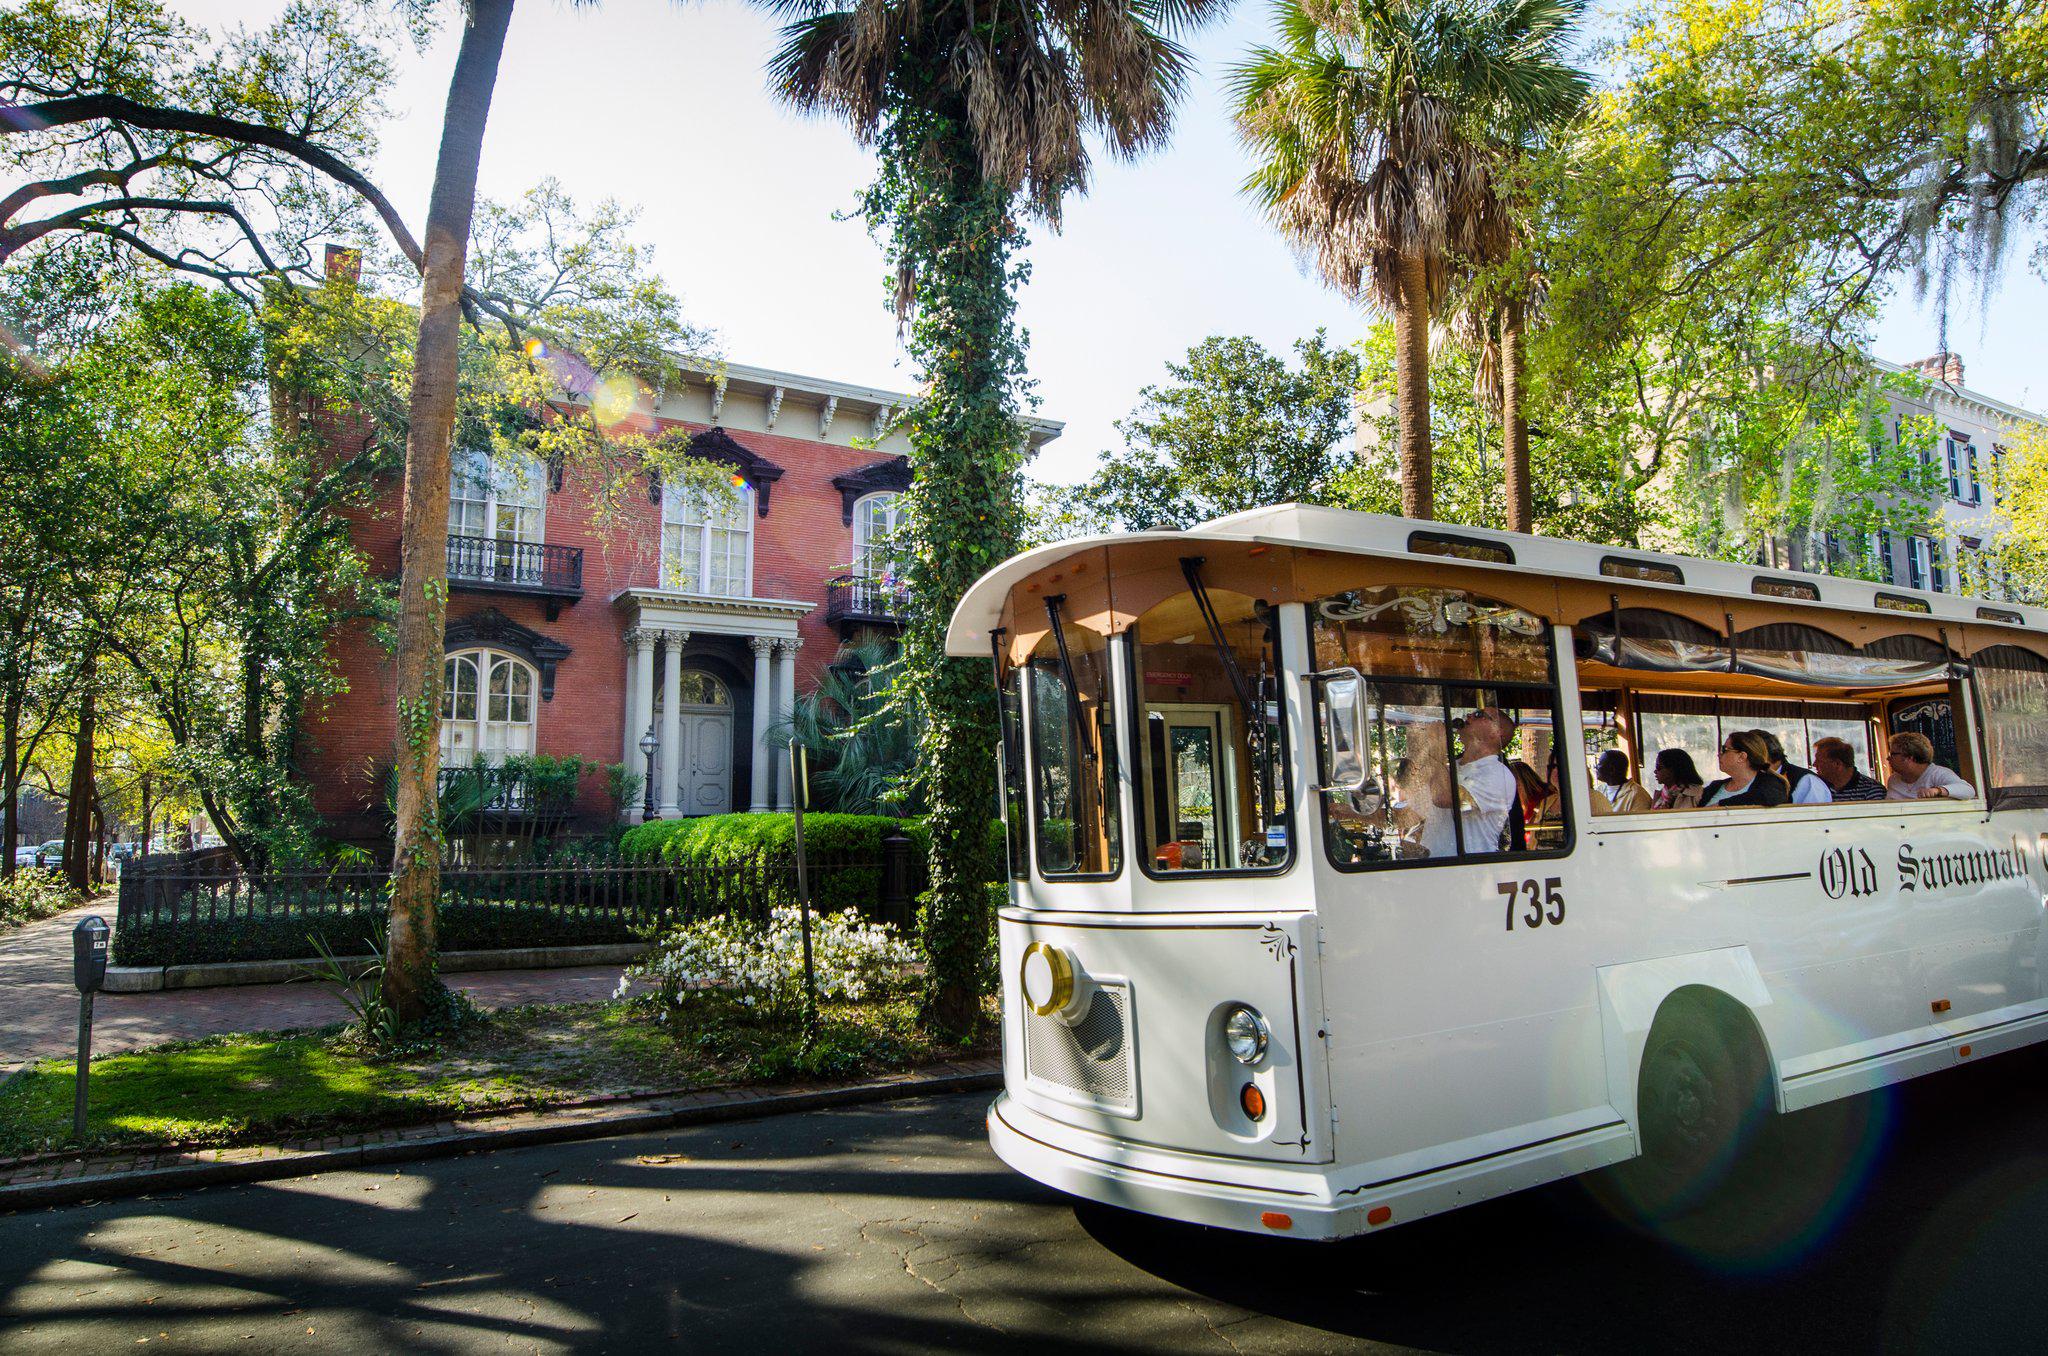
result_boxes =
[386,0,517,1024]
[877,107,1029,1040]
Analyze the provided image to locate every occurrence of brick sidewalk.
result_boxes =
[0,1057,1002,1211]
[0,901,630,1072]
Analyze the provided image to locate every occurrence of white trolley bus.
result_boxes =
[948,504,2048,1240]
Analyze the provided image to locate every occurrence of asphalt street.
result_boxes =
[4,1051,2048,1354]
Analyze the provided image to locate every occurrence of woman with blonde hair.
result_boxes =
[1701,730,1790,808]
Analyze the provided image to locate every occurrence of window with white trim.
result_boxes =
[851,492,905,609]
[440,648,537,767]
[662,481,753,596]
[448,450,546,544]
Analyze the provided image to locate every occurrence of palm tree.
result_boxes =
[1449,220,1552,533]
[1232,0,1587,520]
[758,0,1230,1037]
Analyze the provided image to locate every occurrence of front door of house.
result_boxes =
[683,710,732,814]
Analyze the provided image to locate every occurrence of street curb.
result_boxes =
[0,1064,1001,1213]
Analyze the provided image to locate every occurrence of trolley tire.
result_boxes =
[1610,1005,1772,1220]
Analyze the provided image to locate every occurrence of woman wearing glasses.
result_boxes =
[1701,730,1791,808]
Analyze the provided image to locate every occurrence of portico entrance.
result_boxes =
[618,588,816,822]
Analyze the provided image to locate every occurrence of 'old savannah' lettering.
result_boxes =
[1896,839,2032,894]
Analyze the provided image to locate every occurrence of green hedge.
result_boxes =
[619,812,1007,919]
[112,900,641,968]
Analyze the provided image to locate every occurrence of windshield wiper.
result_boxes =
[1043,595,1097,770]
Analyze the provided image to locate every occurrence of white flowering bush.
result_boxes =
[625,906,920,1025]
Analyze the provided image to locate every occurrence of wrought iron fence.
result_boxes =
[115,848,918,955]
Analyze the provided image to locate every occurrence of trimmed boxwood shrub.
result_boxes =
[619,811,1007,920]
[112,900,641,968]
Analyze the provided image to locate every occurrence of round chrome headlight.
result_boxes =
[1223,1004,1269,1065]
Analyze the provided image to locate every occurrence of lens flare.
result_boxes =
[591,371,646,426]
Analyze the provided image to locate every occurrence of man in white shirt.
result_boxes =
[1419,707,1520,858]
[1884,731,1976,800]
[1756,730,1832,805]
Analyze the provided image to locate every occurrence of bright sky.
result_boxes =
[184,0,2048,484]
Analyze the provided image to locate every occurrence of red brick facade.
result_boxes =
[293,363,1038,844]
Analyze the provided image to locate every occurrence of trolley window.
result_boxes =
[998,658,1029,880]
[1027,599,1122,878]
[1312,586,1569,870]
[1975,645,2048,808]
[1128,582,1292,877]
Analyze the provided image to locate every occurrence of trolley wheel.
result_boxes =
[1608,1006,1772,1221]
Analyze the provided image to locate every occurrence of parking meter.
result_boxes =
[70,915,108,1141]
[73,915,108,992]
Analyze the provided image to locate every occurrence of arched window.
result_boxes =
[441,648,537,767]
[663,481,752,596]
[852,491,904,608]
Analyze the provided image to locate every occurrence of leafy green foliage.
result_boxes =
[1044,332,1361,536]
[769,638,919,815]
[0,868,75,928]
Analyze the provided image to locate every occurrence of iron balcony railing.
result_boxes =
[446,534,584,600]
[826,572,910,631]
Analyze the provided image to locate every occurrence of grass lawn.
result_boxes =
[0,997,996,1159]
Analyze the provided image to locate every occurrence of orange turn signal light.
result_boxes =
[1240,1083,1266,1121]
[1366,1206,1393,1227]
[1260,1211,1292,1231]
[1932,999,1952,1014]
[1959,1044,1974,1058]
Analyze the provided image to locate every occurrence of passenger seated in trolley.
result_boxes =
[1885,730,1976,800]
[1813,735,1887,801]
[1649,748,1706,809]
[1758,730,1832,804]
[1702,730,1791,807]
[1588,750,1653,815]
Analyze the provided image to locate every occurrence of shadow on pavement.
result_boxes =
[1077,1045,2048,1354]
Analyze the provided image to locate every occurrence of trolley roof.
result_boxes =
[944,503,2048,659]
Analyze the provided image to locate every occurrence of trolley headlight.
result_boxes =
[1019,941,1076,1018]
[1223,1004,1269,1065]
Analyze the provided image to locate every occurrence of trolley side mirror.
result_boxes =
[72,915,109,993]
[1312,667,1370,794]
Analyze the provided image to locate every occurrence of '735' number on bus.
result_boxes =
[1498,878,1565,931]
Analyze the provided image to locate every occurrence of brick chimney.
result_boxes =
[1912,350,1964,386]
[323,244,361,285]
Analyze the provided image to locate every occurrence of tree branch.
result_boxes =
[2,92,425,269]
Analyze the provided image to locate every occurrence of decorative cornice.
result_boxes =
[765,386,784,429]
[819,395,838,439]
[831,455,912,525]
[446,607,571,701]
[709,376,727,424]
[646,427,786,516]
[872,403,895,440]
[620,588,816,621]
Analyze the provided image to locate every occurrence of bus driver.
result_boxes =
[1418,707,1519,858]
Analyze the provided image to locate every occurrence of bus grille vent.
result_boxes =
[1024,983,1134,1114]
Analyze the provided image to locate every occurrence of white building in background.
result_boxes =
[1863,351,2041,601]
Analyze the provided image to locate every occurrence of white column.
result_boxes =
[748,636,774,812]
[658,630,687,818]
[775,637,801,810]
[627,629,657,824]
